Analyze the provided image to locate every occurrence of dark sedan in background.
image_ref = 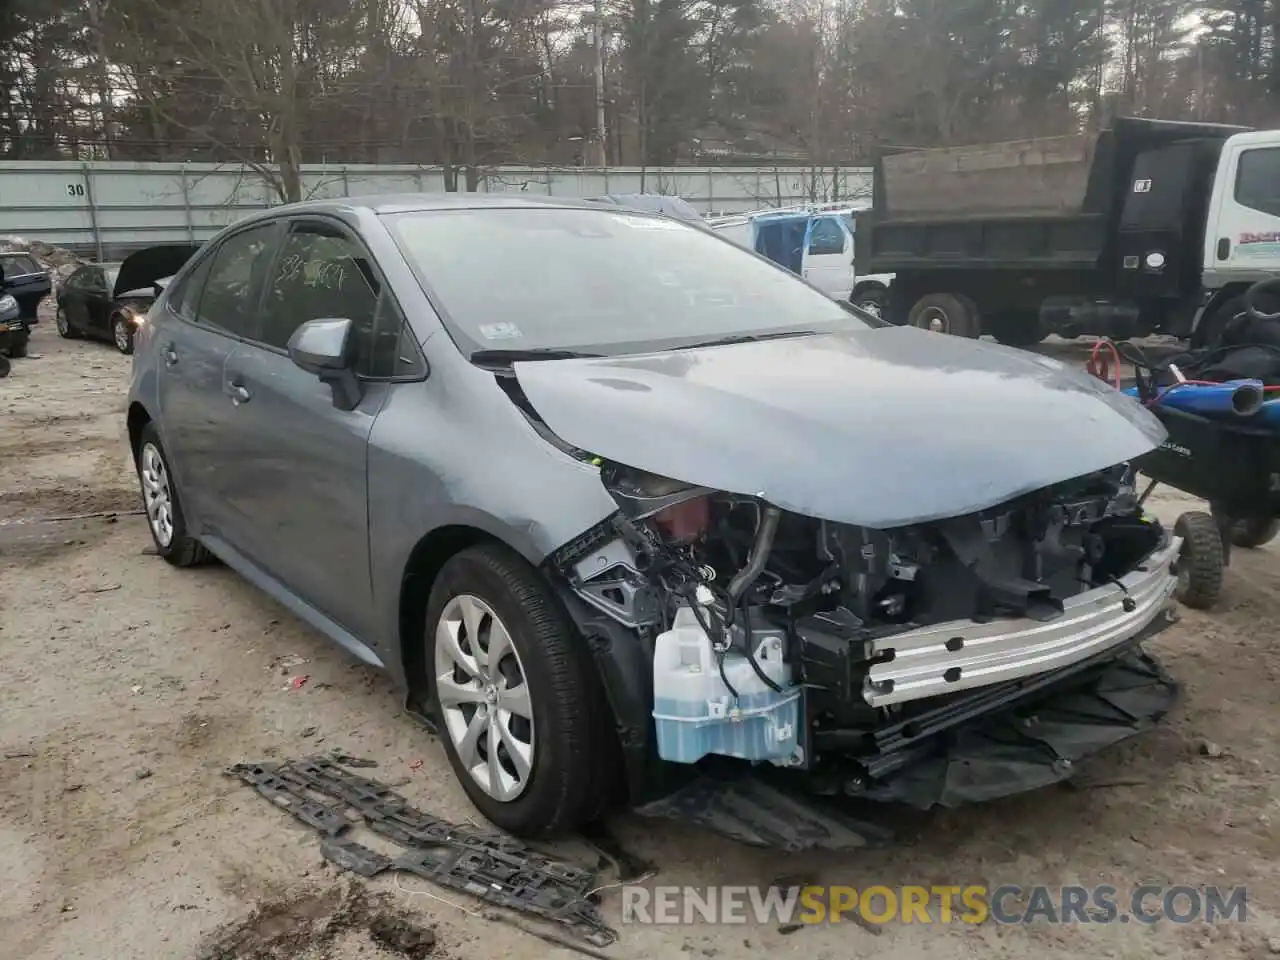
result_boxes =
[0,251,53,359]
[56,244,198,354]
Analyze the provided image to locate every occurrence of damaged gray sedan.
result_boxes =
[125,195,1182,841]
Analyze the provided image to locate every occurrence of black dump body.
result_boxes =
[1138,405,1280,519]
[0,252,52,321]
[861,118,1251,305]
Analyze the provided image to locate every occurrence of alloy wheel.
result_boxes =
[139,443,175,547]
[114,317,131,352]
[434,593,536,802]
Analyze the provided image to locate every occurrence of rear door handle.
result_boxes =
[228,382,251,405]
[162,343,179,367]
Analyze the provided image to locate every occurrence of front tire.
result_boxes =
[112,314,135,355]
[135,423,213,567]
[1174,511,1225,610]
[55,304,79,339]
[425,544,611,838]
[851,286,887,318]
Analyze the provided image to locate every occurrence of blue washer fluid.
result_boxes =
[652,605,803,765]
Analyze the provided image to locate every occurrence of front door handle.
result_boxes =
[162,343,179,367]
[1217,237,1231,260]
[229,382,252,405]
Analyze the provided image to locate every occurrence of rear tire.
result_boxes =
[425,544,615,838]
[8,333,28,358]
[1229,515,1280,549]
[1191,296,1244,349]
[135,423,213,568]
[907,293,979,338]
[1173,511,1225,610]
[984,311,1047,347]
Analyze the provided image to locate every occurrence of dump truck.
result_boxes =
[857,116,1280,346]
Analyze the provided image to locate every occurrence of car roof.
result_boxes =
[231,192,687,225]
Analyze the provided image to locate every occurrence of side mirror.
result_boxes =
[288,317,362,410]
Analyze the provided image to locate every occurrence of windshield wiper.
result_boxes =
[674,330,820,351]
[469,347,604,368]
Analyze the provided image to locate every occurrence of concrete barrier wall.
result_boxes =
[0,161,872,258]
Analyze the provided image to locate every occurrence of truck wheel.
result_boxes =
[1227,515,1280,549]
[1191,296,1245,348]
[851,286,887,318]
[984,311,1047,348]
[907,294,979,338]
[1173,511,1225,610]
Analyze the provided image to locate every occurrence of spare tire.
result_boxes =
[907,293,979,338]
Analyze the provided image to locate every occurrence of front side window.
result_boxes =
[260,224,379,351]
[196,223,280,338]
[1235,148,1280,218]
[808,217,845,256]
[385,207,868,357]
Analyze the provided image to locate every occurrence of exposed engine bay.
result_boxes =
[549,460,1181,805]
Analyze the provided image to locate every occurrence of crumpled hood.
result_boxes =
[113,244,201,299]
[512,326,1167,528]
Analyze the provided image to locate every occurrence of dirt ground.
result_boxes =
[3,313,1280,960]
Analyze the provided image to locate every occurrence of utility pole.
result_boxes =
[592,0,608,166]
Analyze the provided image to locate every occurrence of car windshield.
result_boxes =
[384,207,870,356]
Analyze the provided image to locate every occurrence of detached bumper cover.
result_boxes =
[865,534,1181,707]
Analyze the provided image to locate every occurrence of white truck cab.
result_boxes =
[708,205,857,301]
[1202,130,1280,292]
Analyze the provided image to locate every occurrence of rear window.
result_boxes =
[0,254,40,276]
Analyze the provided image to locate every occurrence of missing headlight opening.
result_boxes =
[552,460,1180,803]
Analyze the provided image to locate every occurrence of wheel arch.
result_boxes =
[852,279,888,298]
[398,522,523,696]
[126,401,153,465]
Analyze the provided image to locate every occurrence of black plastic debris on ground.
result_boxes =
[634,775,894,852]
[225,756,616,948]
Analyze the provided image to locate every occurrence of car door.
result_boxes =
[219,217,393,637]
[801,215,854,298]
[154,221,284,543]
[1206,141,1280,287]
[63,267,97,333]
[86,267,116,335]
